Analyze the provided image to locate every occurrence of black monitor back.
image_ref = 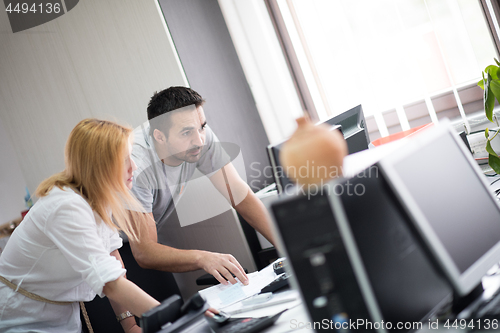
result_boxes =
[323,104,370,154]
[267,105,370,194]
[266,141,294,193]
[271,191,385,332]
[340,170,452,327]
[271,169,452,332]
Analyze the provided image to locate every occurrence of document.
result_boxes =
[224,290,300,315]
[199,259,281,309]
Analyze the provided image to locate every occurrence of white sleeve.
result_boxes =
[109,230,123,253]
[44,196,126,297]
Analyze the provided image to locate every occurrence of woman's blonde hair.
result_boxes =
[36,118,145,242]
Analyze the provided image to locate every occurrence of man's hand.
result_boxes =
[129,212,251,282]
[197,251,249,285]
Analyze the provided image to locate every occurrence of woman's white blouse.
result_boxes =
[0,187,126,332]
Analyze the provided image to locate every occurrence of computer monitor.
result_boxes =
[266,140,292,193]
[266,124,341,194]
[267,105,369,194]
[339,172,452,327]
[379,120,500,297]
[322,104,370,154]
[270,187,388,333]
[270,172,452,332]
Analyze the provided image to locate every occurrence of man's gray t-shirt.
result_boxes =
[130,121,229,234]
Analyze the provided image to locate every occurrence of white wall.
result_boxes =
[0,117,27,224]
[0,0,258,301]
[218,0,303,145]
[0,0,187,196]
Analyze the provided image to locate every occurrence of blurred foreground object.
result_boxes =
[280,117,347,186]
[0,216,23,254]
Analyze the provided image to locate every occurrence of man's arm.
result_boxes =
[129,212,248,285]
[209,163,275,245]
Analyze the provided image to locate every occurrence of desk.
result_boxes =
[189,140,500,333]
[185,267,500,333]
[231,301,309,333]
[198,258,308,333]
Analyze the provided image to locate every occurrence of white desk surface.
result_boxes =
[240,301,500,333]
[200,262,500,333]
[230,294,309,333]
[199,258,310,332]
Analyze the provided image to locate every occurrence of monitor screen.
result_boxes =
[380,121,500,296]
[266,141,294,194]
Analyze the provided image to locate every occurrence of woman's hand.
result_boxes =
[124,324,141,333]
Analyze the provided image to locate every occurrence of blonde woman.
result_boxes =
[0,119,160,333]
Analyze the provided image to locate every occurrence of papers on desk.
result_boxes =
[198,259,281,309]
[224,290,300,315]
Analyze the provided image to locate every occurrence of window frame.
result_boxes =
[265,0,500,139]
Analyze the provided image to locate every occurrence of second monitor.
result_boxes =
[379,120,500,298]
[267,104,370,194]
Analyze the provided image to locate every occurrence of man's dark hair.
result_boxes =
[147,86,205,120]
[148,86,205,137]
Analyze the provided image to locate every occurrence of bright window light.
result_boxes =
[277,0,497,121]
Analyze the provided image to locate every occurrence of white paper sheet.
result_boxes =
[199,258,282,309]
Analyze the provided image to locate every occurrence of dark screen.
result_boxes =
[392,133,500,274]
[341,174,452,328]
[269,143,295,193]
[274,174,452,331]
[323,104,369,155]
[272,193,379,332]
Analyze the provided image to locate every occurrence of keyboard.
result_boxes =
[260,273,290,294]
[273,260,286,275]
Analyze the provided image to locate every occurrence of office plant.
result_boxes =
[478,58,500,173]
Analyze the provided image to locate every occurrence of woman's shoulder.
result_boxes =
[26,186,93,227]
[41,186,89,207]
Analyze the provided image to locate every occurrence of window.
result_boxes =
[268,0,498,139]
